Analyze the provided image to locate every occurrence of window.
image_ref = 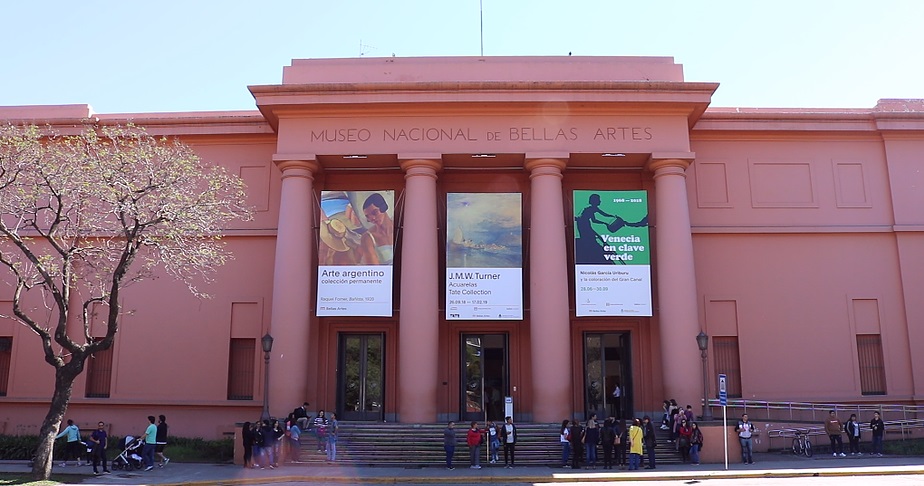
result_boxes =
[227,338,256,400]
[857,334,887,395]
[713,336,742,398]
[0,337,11,396]
[85,339,113,398]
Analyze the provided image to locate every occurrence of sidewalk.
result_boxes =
[3,453,924,485]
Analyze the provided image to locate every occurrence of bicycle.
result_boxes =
[791,430,813,457]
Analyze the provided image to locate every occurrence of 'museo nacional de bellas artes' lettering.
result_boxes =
[308,125,653,143]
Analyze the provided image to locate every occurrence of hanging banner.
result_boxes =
[573,190,652,316]
[317,190,394,317]
[446,193,523,320]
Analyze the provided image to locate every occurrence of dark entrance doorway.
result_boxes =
[583,332,632,420]
[461,334,508,422]
[337,333,384,421]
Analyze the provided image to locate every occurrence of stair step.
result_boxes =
[290,422,685,466]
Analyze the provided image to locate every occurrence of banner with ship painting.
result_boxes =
[446,193,523,320]
[573,190,652,317]
[317,190,394,317]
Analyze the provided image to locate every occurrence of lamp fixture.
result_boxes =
[602,153,627,157]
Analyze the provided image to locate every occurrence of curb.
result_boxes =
[151,465,924,486]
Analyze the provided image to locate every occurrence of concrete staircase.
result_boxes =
[295,422,685,467]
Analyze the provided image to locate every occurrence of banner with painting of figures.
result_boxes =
[573,190,652,317]
[317,190,394,317]
[446,193,523,320]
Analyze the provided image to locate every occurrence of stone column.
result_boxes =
[397,156,442,423]
[268,156,319,415]
[525,156,572,423]
[648,154,702,408]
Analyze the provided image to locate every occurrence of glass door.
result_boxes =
[338,333,384,421]
[583,332,632,420]
[461,334,508,422]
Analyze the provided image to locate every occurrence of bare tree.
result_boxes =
[0,124,252,480]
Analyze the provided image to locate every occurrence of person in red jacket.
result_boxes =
[466,421,485,469]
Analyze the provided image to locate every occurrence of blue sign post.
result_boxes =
[719,373,728,469]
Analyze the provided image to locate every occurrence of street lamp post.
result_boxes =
[696,331,713,421]
[260,333,274,422]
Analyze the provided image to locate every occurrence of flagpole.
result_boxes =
[480,0,484,56]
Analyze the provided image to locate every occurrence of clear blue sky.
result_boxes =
[2,0,922,114]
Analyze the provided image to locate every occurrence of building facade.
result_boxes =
[1,57,923,439]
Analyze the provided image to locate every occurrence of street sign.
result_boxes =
[718,373,728,406]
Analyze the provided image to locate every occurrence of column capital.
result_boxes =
[524,156,567,178]
[399,157,442,179]
[647,152,695,174]
[272,155,320,178]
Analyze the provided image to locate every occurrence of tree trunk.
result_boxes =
[31,360,82,480]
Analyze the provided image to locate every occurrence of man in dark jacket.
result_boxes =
[642,416,658,469]
[293,402,310,430]
[870,411,885,456]
[569,420,584,470]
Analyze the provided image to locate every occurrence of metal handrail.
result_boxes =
[705,398,924,423]
[768,419,924,439]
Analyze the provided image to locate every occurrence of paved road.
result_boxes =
[2,452,923,485]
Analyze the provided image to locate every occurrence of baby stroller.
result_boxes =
[111,435,145,470]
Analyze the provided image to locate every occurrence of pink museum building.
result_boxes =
[1,57,923,439]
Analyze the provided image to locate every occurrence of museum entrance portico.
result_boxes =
[252,56,717,423]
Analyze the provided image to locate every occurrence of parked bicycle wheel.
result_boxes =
[792,437,803,456]
[803,439,812,457]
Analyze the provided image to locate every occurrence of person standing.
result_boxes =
[825,410,846,457]
[55,419,83,467]
[443,421,457,470]
[270,419,285,467]
[627,418,643,471]
[559,420,572,468]
[466,421,483,469]
[582,415,599,469]
[242,422,254,468]
[689,422,704,465]
[677,419,693,462]
[600,417,616,470]
[326,413,339,462]
[286,417,302,463]
[500,415,517,468]
[260,420,277,468]
[155,415,170,467]
[616,419,628,470]
[610,381,622,418]
[487,421,499,464]
[569,419,584,470]
[735,413,755,464]
[141,416,158,471]
[870,411,885,456]
[311,410,329,453]
[845,414,862,455]
[252,421,267,469]
[89,421,111,475]
[642,416,658,469]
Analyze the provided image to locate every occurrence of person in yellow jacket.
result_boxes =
[627,418,644,470]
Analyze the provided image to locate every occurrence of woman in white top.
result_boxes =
[360,193,394,265]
